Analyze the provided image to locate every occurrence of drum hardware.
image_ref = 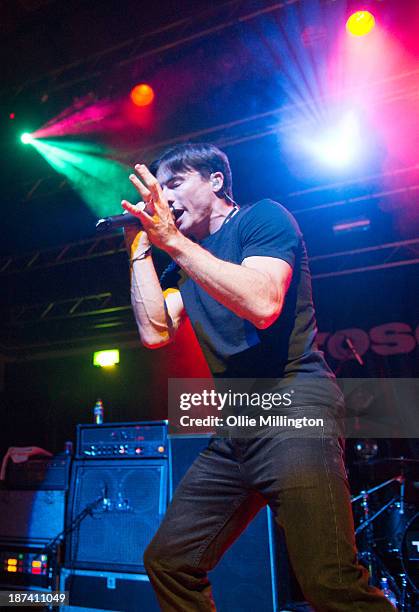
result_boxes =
[401,512,419,594]
[352,470,418,610]
[353,439,379,462]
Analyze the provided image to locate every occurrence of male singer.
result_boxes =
[122,143,394,611]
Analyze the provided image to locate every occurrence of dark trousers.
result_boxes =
[144,434,395,611]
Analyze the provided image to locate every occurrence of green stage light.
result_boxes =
[26,138,137,218]
[20,132,33,144]
[93,349,120,368]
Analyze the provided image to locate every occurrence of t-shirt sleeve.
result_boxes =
[239,199,301,268]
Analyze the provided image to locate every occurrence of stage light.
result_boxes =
[346,11,375,37]
[93,349,120,368]
[309,111,361,169]
[130,83,155,107]
[20,132,33,144]
[23,138,136,218]
[9,113,15,120]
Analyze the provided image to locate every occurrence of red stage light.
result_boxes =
[130,83,155,107]
[9,113,15,120]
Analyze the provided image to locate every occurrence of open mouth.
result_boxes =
[171,208,185,226]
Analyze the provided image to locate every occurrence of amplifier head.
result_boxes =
[76,421,168,460]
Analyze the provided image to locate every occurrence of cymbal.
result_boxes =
[355,456,419,466]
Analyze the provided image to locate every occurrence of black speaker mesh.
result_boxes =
[66,459,168,572]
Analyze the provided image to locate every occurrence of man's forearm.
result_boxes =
[130,258,172,347]
[165,234,282,329]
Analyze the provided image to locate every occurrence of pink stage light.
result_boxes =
[32,98,119,139]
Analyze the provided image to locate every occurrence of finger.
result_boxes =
[121,200,154,228]
[129,173,152,202]
[135,164,164,205]
[121,199,145,215]
[122,199,155,217]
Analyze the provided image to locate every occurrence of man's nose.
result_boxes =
[162,185,174,205]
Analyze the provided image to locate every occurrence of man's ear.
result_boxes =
[209,171,224,194]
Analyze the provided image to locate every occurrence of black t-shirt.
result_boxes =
[161,199,339,404]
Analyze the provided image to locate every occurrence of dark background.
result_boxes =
[0,0,418,461]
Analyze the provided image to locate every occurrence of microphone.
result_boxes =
[96,205,181,232]
[344,336,364,366]
[96,213,141,232]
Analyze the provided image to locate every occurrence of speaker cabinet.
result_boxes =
[0,489,66,544]
[60,568,159,612]
[169,434,278,612]
[65,459,168,573]
[5,455,71,490]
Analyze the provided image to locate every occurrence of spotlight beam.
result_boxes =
[22,137,137,218]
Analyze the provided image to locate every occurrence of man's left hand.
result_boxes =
[121,164,180,251]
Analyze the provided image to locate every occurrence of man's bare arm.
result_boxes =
[130,258,184,348]
[166,238,292,329]
[126,226,184,348]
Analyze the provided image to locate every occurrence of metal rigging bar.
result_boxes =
[0,234,125,275]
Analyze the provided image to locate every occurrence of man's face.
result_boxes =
[156,167,216,239]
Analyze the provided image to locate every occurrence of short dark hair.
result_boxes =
[151,142,233,199]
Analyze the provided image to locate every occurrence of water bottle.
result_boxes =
[93,399,104,425]
[379,576,398,609]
